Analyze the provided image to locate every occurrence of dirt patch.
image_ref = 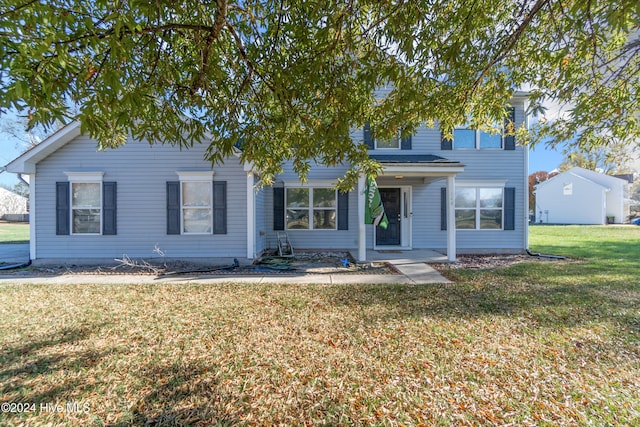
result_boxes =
[4,251,399,276]
[430,253,572,271]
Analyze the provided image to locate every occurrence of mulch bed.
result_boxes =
[3,251,399,276]
[430,253,572,271]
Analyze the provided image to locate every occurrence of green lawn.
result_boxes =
[0,221,29,244]
[1,226,639,426]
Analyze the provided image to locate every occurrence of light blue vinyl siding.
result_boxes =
[34,136,248,260]
[279,101,528,252]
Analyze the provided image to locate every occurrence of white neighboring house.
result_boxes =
[534,167,630,224]
[0,187,29,221]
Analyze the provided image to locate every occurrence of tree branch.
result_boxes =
[473,0,552,87]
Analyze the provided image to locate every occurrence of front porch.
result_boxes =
[356,154,465,262]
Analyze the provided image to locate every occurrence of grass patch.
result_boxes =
[0,221,29,244]
[1,226,639,425]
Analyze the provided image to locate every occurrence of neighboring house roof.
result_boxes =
[0,187,28,215]
[535,167,627,192]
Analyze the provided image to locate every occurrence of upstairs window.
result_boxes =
[441,107,516,151]
[453,123,503,149]
[375,132,401,149]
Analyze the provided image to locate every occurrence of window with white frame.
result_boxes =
[65,172,104,235]
[375,132,401,149]
[453,123,503,149]
[178,172,214,234]
[286,187,337,230]
[71,182,102,234]
[455,187,503,229]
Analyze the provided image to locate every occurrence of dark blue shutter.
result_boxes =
[102,182,117,235]
[213,181,227,234]
[440,187,447,230]
[273,187,285,230]
[56,182,70,235]
[504,187,515,230]
[441,132,453,150]
[504,107,516,150]
[167,181,180,235]
[364,121,374,150]
[401,134,412,150]
[337,191,348,230]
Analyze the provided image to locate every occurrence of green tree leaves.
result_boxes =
[1,0,638,188]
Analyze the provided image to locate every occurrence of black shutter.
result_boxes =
[364,121,374,150]
[273,187,285,230]
[213,181,227,234]
[102,182,117,235]
[441,132,453,150]
[440,187,447,231]
[56,182,70,235]
[167,181,181,235]
[504,187,515,230]
[337,191,348,230]
[401,134,412,150]
[504,107,516,150]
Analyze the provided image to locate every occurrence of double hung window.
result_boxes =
[71,182,102,234]
[177,172,215,234]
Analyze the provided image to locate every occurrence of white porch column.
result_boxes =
[446,175,457,262]
[246,171,255,259]
[27,174,36,260]
[357,175,366,261]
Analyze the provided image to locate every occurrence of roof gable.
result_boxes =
[4,121,81,174]
[568,167,628,188]
[535,167,626,191]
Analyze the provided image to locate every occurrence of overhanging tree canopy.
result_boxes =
[1,0,638,188]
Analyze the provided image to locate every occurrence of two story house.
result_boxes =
[5,93,529,265]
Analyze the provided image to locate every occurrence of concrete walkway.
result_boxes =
[0,245,450,285]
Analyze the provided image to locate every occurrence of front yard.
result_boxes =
[0,221,29,244]
[0,226,638,425]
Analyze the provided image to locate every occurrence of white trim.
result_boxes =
[176,171,215,181]
[29,174,36,260]
[5,122,81,174]
[70,181,103,236]
[374,134,401,150]
[284,186,338,231]
[446,176,456,261]
[64,171,105,181]
[357,175,366,261]
[246,172,255,259]
[281,179,336,186]
[456,180,506,187]
[454,186,505,231]
[372,185,412,250]
[179,180,213,235]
